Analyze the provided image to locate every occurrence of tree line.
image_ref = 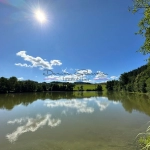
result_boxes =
[0,77,103,93]
[0,77,75,93]
[106,62,150,93]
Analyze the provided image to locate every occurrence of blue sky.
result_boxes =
[0,0,149,83]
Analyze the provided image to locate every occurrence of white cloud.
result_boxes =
[44,69,109,83]
[110,76,119,80]
[15,63,33,68]
[50,60,62,66]
[44,73,90,82]
[17,77,24,81]
[6,114,61,143]
[94,71,108,80]
[75,69,92,75]
[15,51,62,70]
[44,75,63,81]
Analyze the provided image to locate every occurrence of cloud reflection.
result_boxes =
[44,99,94,114]
[44,97,111,114]
[6,114,61,143]
[95,101,109,111]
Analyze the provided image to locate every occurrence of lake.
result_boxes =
[0,92,150,150]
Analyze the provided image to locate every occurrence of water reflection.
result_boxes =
[0,92,101,110]
[44,99,94,114]
[1,92,150,149]
[44,97,110,114]
[6,114,61,143]
[107,92,150,116]
[0,92,150,115]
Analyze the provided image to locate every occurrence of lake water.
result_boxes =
[0,92,150,150]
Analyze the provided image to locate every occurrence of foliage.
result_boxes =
[0,76,106,93]
[136,124,150,150]
[0,77,76,93]
[0,77,8,93]
[138,136,150,149]
[130,0,150,55]
[96,84,102,91]
[106,63,150,93]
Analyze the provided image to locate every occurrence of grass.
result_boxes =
[73,84,96,91]
[136,124,150,150]
[73,83,107,92]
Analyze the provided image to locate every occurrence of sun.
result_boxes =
[34,9,47,24]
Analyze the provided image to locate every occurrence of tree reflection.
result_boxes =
[1,92,150,117]
[107,92,150,116]
[0,92,103,110]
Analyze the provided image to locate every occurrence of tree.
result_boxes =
[119,73,129,85]
[96,84,102,91]
[8,76,17,92]
[0,77,8,93]
[146,78,150,92]
[79,85,83,91]
[15,81,23,92]
[22,80,36,92]
[106,81,114,91]
[36,84,44,92]
[130,0,150,54]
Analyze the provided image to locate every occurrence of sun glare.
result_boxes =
[34,9,46,24]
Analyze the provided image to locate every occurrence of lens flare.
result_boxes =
[34,9,46,24]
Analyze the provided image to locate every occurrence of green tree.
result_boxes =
[130,0,150,54]
[15,81,23,92]
[22,80,36,92]
[146,78,150,92]
[0,77,8,93]
[80,85,83,91]
[36,84,44,92]
[96,84,102,91]
[119,73,129,85]
[106,81,114,91]
[8,76,17,92]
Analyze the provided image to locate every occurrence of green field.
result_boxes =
[73,83,107,92]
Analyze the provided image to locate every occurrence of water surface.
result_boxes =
[0,92,150,150]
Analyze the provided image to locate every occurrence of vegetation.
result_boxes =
[130,0,150,55]
[106,62,150,93]
[0,77,75,93]
[73,83,105,91]
[0,76,104,93]
[136,125,150,150]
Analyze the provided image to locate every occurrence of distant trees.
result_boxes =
[0,76,105,93]
[106,63,150,93]
[0,77,75,93]
[96,84,102,91]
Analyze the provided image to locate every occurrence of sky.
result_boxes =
[0,0,149,83]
